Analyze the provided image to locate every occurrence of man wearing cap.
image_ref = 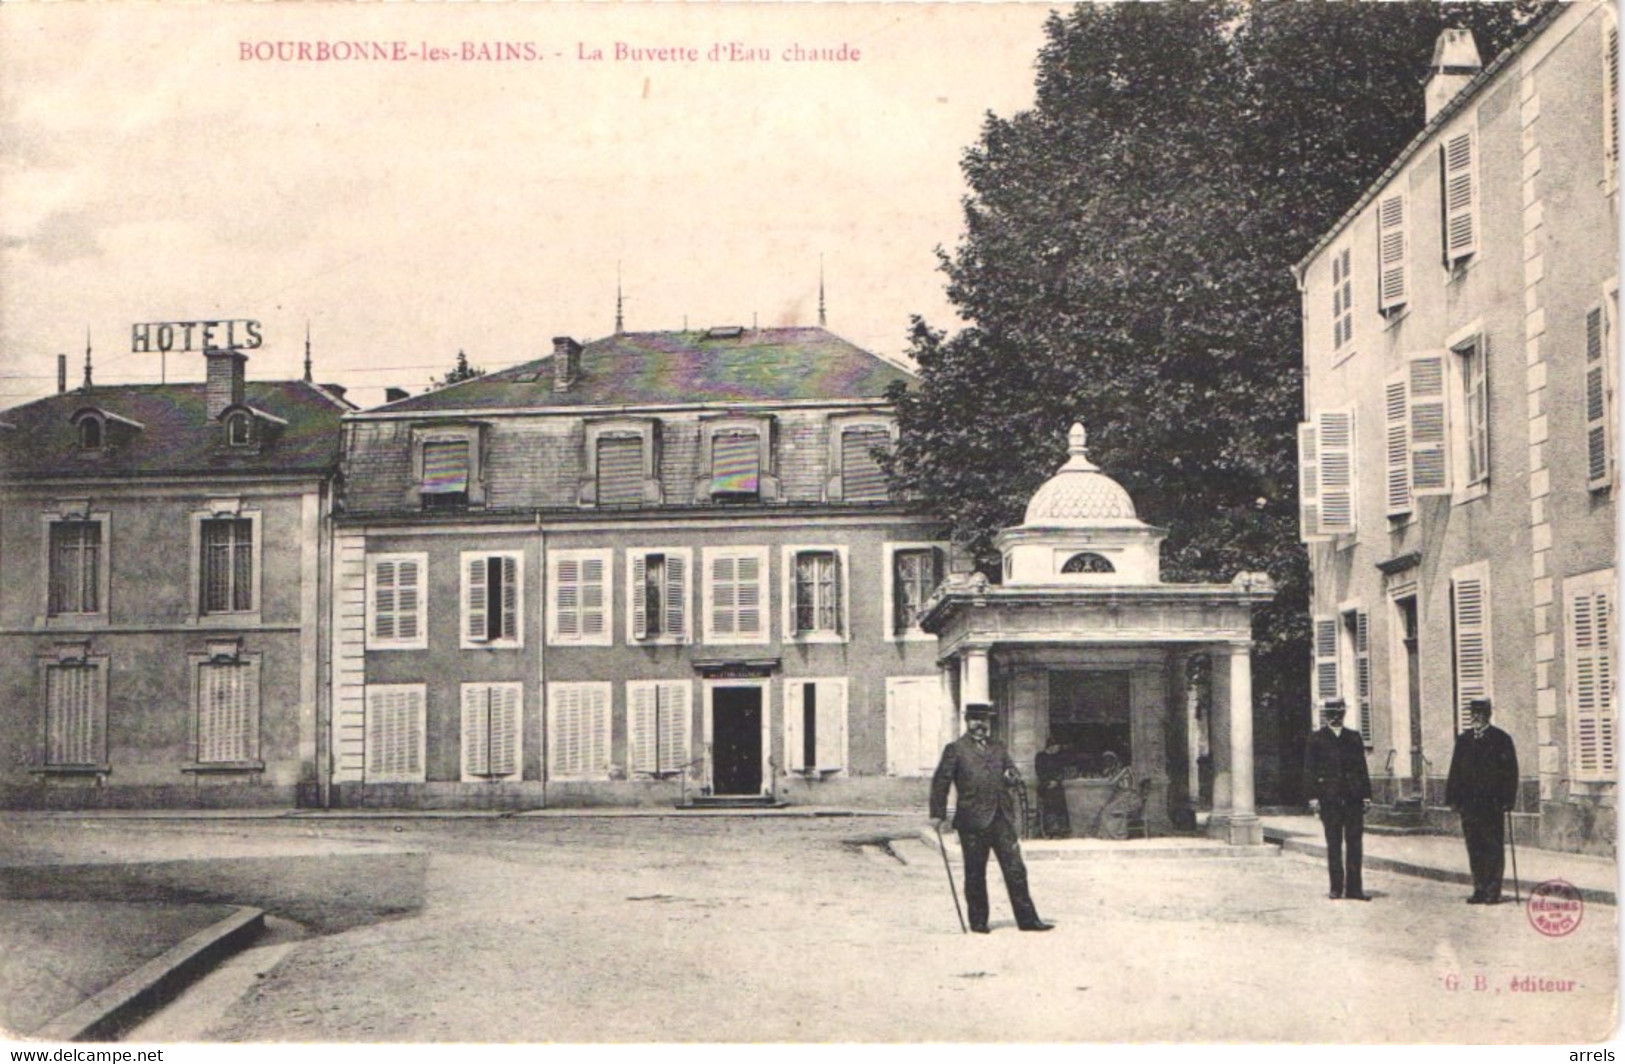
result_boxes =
[1304,698,1372,900]
[1445,698,1520,904]
[930,703,1053,933]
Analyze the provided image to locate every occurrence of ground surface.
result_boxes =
[1,816,1617,1043]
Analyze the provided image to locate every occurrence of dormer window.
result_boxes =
[79,417,102,451]
[409,424,487,511]
[227,412,252,447]
[695,415,778,503]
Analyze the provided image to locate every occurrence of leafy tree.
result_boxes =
[429,349,484,391]
[888,1,1546,802]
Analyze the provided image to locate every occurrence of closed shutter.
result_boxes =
[1451,565,1493,731]
[422,441,470,495]
[1314,617,1340,705]
[815,681,847,771]
[664,553,687,639]
[711,555,736,637]
[199,663,255,763]
[1377,192,1407,314]
[1355,610,1373,743]
[711,432,760,495]
[463,684,491,777]
[735,554,761,637]
[1408,352,1451,496]
[373,560,399,641]
[366,686,425,782]
[463,684,520,779]
[46,664,101,766]
[886,676,947,776]
[597,435,644,506]
[1441,131,1477,265]
[549,684,609,777]
[489,685,519,777]
[1298,421,1326,542]
[628,683,656,773]
[629,682,690,774]
[1317,410,1355,535]
[1567,574,1615,779]
[556,558,580,638]
[1331,247,1353,350]
[1586,306,1613,490]
[841,427,891,502]
[580,556,604,639]
[1384,372,1412,516]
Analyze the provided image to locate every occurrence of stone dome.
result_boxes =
[1022,423,1138,525]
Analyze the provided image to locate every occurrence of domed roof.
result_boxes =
[1022,423,1139,525]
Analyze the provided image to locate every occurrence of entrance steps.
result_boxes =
[678,795,788,811]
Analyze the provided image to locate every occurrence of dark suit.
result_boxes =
[1445,725,1519,901]
[1304,724,1372,898]
[930,734,1042,930]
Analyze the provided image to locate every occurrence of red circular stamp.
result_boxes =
[1526,879,1584,937]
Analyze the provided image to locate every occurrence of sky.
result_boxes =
[0,3,1056,410]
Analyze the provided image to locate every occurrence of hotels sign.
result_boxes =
[132,319,263,353]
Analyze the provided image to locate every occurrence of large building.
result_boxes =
[0,348,350,807]
[1293,5,1617,853]
[330,327,955,809]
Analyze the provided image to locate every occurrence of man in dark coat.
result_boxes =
[1445,698,1520,904]
[930,703,1053,933]
[1034,735,1071,839]
[1304,698,1372,900]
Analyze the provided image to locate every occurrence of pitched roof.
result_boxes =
[0,380,350,481]
[375,327,915,413]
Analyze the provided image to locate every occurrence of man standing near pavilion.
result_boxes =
[1446,698,1520,905]
[1304,698,1372,901]
[930,702,1053,933]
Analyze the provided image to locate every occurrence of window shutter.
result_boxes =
[841,427,890,502]
[1331,248,1352,350]
[710,554,736,637]
[1317,410,1355,535]
[47,665,101,765]
[1408,352,1452,496]
[580,556,605,638]
[490,685,519,778]
[1385,373,1412,516]
[1451,565,1493,731]
[555,558,581,638]
[736,554,761,636]
[466,555,489,641]
[597,435,644,506]
[586,685,609,775]
[397,559,420,641]
[664,553,686,638]
[658,683,689,774]
[463,684,491,777]
[373,560,398,641]
[631,554,649,640]
[201,664,253,763]
[629,683,656,774]
[366,687,424,782]
[829,554,843,635]
[1568,577,1615,779]
[1606,24,1619,182]
[422,440,470,494]
[711,432,760,495]
[1314,617,1340,704]
[1298,421,1327,542]
[1355,610,1373,743]
[1377,193,1407,314]
[815,682,847,771]
[1586,307,1613,490]
[784,682,807,772]
[1441,131,1477,264]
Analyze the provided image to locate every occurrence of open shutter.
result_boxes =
[1385,372,1412,516]
[1568,576,1615,779]
[1586,307,1613,490]
[1314,617,1340,705]
[463,684,491,777]
[784,682,807,772]
[629,683,656,773]
[815,682,847,771]
[1606,23,1619,184]
[1377,192,1407,314]
[499,556,518,642]
[1355,610,1373,743]
[1298,421,1327,542]
[1451,565,1492,731]
[1408,352,1451,496]
[631,554,649,640]
[1441,130,1477,265]
[1317,410,1355,535]
[664,553,686,639]
[465,556,489,642]
[581,556,605,639]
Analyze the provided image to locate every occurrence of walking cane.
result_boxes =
[934,823,968,934]
[1506,808,1521,903]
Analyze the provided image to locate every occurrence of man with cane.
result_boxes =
[1445,698,1520,905]
[929,702,1053,933]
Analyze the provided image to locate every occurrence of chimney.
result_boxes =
[552,336,582,392]
[322,383,347,403]
[204,348,247,419]
[1425,28,1482,122]
[385,386,409,403]
[57,354,66,395]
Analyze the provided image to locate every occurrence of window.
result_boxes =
[548,548,610,646]
[411,425,485,510]
[1330,246,1353,356]
[889,545,944,638]
[711,430,760,498]
[787,548,845,640]
[596,436,644,506]
[1565,569,1615,781]
[49,520,102,616]
[79,417,102,451]
[1376,192,1407,316]
[227,412,252,447]
[1297,409,1355,541]
[364,684,426,783]
[885,675,951,777]
[704,547,769,645]
[1313,615,1340,706]
[1061,552,1115,575]
[627,680,691,776]
[1586,297,1616,492]
[194,653,260,765]
[784,678,848,773]
[836,423,891,503]
[461,682,521,782]
[463,550,523,648]
[1440,128,1478,268]
[1450,562,1493,732]
[1407,351,1451,498]
[628,548,690,643]
[582,418,659,508]
[547,682,611,779]
[200,517,255,614]
[368,554,427,650]
[1455,336,1489,488]
[695,417,777,503]
[43,659,106,768]
[1340,607,1372,744]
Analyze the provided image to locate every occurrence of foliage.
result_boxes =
[429,349,484,391]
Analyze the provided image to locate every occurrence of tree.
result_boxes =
[429,349,484,391]
[888,1,1547,803]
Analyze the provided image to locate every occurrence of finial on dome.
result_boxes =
[1069,422,1087,456]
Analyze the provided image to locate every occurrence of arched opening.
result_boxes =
[79,417,102,450]
[1061,551,1115,574]
[227,413,252,447]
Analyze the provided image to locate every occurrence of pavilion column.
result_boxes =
[961,645,991,708]
[1209,640,1262,845]
[1207,647,1233,838]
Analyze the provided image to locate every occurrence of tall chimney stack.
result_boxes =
[204,348,247,419]
[552,336,582,392]
[1425,28,1482,122]
[57,354,66,395]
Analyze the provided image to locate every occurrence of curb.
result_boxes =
[913,829,1281,862]
[31,905,265,1042]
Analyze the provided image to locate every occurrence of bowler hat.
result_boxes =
[964,702,997,719]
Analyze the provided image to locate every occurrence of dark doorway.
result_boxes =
[712,686,763,795]
[1048,671,1132,771]
[1397,595,1423,797]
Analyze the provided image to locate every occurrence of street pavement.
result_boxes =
[0,809,1616,1044]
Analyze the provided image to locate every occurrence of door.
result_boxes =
[711,686,763,795]
[1398,596,1423,795]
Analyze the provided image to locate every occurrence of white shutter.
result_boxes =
[366,685,425,783]
[710,554,736,637]
[373,560,398,642]
[1567,572,1615,779]
[784,681,806,772]
[664,553,687,639]
[1355,610,1373,743]
[1317,410,1355,535]
[200,663,254,763]
[586,685,609,775]
[1298,421,1327,542]
[500,556,519,642]
[886,676,948,776]
[463,684,491,777]
[815,681,848,771]
[465,556,489,642]
[47,664,101,766]
[555,558,580,638]
[397,559,421,642]
[1385,372,1412,516]
[736,554,762,637]
[631,554,649,640]
[1586,306,1613,490]
[1408,352,1451,496]
[629,683,656,773]
[1377,192,1407,314]
[1606,24,1619,184]
[490,685,519,778]
[658,683,690,774]
[1441,130,1477,264]
[1314,617,1340,704]
[581,556,605,638]
[549,684,582,776]
[1451,564,1493,731]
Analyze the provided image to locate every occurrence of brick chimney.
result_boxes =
[552,336,582,392]
[1425,28,1482,122]
[204,348,247,419]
